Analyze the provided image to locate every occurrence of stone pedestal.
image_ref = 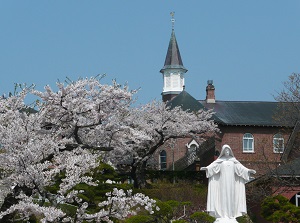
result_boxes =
[214,217,238,223]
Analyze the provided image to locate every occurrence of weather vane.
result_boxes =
[170,11,175,30]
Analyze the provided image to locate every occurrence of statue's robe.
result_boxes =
[204,157,250,219]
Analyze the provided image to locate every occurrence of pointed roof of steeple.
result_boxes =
[160,29,187,73]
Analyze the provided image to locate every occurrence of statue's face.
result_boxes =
[224,148,230,157]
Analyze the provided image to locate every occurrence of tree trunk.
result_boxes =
[131,160,148,189]
[130,135,165,188]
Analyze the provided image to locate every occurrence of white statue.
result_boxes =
[200,144,256,223]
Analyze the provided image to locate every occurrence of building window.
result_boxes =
[188,144,197,165]
[165,75,171,88]
[296,193,300,207]
[159,150,167,170]
[243,133,254,152]
[290,192,300,207]
[273,133,284,153]
[171,74,179,88]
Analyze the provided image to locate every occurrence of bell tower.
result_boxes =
[160,12,188,102]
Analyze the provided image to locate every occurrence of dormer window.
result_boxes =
[186,139,199,165]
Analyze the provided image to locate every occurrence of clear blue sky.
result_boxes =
[1,1,299,105]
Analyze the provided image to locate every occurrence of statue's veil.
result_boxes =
[218,144,235,159]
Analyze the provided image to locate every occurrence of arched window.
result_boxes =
[188,144,197,165]
[290,192,300,207]
[159,150,167,170]
[243,133,254,152]
[273,133,284,153]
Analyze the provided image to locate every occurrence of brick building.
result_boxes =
[154,22,294,176]
[151,17,300,219]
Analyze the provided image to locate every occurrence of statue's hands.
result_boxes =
[249,169,256,174]
[200,167,207,171]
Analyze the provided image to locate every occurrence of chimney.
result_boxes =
[206,80,215,103]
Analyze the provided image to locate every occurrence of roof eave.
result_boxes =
[160,65,187,73]
[217,123,292,127]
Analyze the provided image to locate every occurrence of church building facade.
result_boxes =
[155,20,295,178]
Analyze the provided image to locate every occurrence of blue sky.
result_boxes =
[1,1,300,105]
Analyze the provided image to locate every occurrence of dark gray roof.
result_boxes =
[272,157,300,176]
[167,91,205,112]
[168,90,292,127]
[21,107,38,114]
[160,29,187,72]
[199,100,288,127]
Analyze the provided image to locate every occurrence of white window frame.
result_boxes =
[243,133,254,153]
[273,133,284,153]
[159,150,167,170]
[296,193,300,207]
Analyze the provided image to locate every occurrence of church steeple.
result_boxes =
[160,12,188,102]
[160,29,187,72]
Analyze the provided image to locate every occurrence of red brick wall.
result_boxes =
[273,186,300,200]
[217,125,291,175]
[154,137,193,170]
[206,84,215,101]
[151,125,291,175]
[206,89,215,100]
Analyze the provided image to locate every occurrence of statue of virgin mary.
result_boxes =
[201,144,256,223]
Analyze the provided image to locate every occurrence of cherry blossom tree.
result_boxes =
[33,78,218,189]
[0,78,157,222]
[124,101,218,188]
[0,76,217,221]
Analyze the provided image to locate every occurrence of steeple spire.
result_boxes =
[160,12,187,73]
[160,13,188,102]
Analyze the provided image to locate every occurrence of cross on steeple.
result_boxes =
[170,11,175,30]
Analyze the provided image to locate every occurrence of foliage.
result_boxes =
[136,182,207,221]
[236,215,253,223]
[152,200,179,222]
[261,194,300,223]
[140,183,206,204]
[124,214,154,223]
[190,211,215,223]
[172,220,188,223]
[274,73,300,125]
[0,76,217,221]
[146,170,206,183]
[127,100,218,188]
[0,78,157,222]
[124,199,189,223]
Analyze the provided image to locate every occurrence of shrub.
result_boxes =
[190,211,215,223]
[261,195,300,223]
[152,200,177,222]
[236,215,253,223]
[172,220,188,223]
[124,215,154,223]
